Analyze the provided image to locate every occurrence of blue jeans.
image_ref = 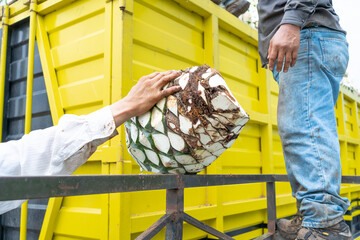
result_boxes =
[272,27,350,228]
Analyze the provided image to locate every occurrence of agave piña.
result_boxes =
[125,65,249,174]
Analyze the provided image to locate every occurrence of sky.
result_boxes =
[329,0,360,91]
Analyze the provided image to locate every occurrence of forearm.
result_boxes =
[0,106,117,176]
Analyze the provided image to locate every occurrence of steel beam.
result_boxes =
[266,182,277,234]
[135,214,172,240]
[183,213,234,240]
[165,175,184,239]
[0,175,178,201]
[2,174,360,202]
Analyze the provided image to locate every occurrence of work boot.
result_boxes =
[296,220,352,240]
[225,0,250,17]
[277,214,303,239]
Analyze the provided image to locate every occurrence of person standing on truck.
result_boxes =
[257,0,352,239]
[0,70,181,215]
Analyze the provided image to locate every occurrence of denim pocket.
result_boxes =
[320,38,349,77]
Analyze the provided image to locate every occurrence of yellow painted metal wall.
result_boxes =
[1,0,360,239]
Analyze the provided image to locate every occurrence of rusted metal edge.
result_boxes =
[266,182,276,234]
[0,175,178,201]
[183,174,289,188]
[135,214,172,240]
[1,174,360,201]
[183,212,235,240]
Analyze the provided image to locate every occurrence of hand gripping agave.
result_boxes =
[125,65,249,174]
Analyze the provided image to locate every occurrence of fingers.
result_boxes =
[276,49,285,72]
[283,52,291,73]
[268,24,300,72]
[161,86,181,98]
[148,71,161,79]
[269,47,297,72]
[153,70,180,88]
[139,71,160,82]
[268,43,276,71]
[290,49,298,68]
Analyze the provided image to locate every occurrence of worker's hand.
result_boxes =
[268,24,300,73]
[110,70,181,127]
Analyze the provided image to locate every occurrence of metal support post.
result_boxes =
[266,182,277,234]
[0,5,9,142]
[165,175,184,239]
[136,214,172,240]
[20,1,38,239]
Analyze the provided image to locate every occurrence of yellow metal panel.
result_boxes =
[58,76,105,109]
[348,143,357,175]
[53,207,102,239]
[51,31,105,70]
[48,12,105,48]
[44,0,104,33]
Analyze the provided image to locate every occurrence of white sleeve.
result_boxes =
[0,106,118,214]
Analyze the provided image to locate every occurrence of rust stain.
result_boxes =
[58,182,79,190]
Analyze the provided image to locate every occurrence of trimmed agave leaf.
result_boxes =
[178,73,190,90]
[130,122,139,143]
[128,145,146,163]
[179,114,193,135]
[174,152,197,165]
[184,163,204,173]
[198,156,217,167]
[156,98,166,112]
[168,168,186,174]
[125,64,249,174]
[235,117,249,127]
[152,133,170,154]
[199,133,212,145]
[197,82,208,104]
[205,116,227,130]
[213,114,232,127]
[151,107,165,133]
[144,149,160,165]
[138,111,151,130]
[167,130,186,152]
[124,121,131,146]
[136,158,151,172]
[211,93,239,111]
[138,129,152,149]
[225,139,236,148]
[190,66,198,72]
[201,71,212,80]
[130,117,137,124]
[159,153,178,168]
[193,148,212,159]
[213,148,226,157]
[231,125,242,135]
[204,142,224,153]
[167,95,178,116]
[149,166,161,174]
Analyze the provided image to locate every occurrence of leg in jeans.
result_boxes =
[272,27,350,228]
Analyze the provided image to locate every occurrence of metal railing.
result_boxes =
[1,174,360,240]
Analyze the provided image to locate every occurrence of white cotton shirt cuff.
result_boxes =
[49,106,118,175]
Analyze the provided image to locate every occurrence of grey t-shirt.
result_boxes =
[257,0,345,68]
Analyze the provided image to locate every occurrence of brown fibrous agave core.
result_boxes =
[125,64,249,174]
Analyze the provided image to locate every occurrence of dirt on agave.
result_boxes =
[165,64,248,162]
[126,64,249,174]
